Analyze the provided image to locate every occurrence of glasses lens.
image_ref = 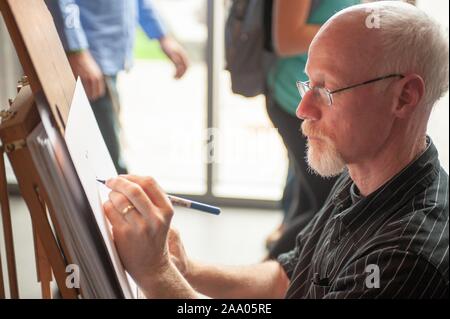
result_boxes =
[297,81,309,98]
[317,88,332,106]
[297,82,332,106]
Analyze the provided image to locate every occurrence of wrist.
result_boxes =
[184,259,200,282]
[140,260,199,299]
[158,36,173,52]
[139,259,175,296]
[158,35,169,43]
[67,48,88,56]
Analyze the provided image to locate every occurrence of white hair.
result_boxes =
[305,142,346,178]
[343,1,449,109]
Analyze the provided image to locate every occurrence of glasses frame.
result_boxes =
[297,73,405,106]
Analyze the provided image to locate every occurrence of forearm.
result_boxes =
[273,0,321,57]
[275,24,322,57]
[185,260,289,299]
[140,262,202,299]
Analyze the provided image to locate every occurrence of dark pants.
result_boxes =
[265,94,337,258]
[90,76,128,174]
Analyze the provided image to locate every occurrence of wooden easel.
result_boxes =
[0,0,83,299]
[0,82,78,299]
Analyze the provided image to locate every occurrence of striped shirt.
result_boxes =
[278,137,449,299]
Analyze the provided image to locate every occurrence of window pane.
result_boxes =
[118,0,208,194]
[212,2,288,200]
[213,81,288,200]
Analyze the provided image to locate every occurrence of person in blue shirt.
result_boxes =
[46,0,189,174]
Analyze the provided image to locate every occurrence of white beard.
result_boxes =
[306,139,346,178]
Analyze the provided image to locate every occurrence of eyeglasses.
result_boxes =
[296,74,405,106]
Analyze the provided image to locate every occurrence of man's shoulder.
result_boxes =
[394,166,447,250]
[353,166,448,282]
[365,185,448,283]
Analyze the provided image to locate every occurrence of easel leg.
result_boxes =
[0,148,19,298]
[33,224,52,299]
[0,242,4,298]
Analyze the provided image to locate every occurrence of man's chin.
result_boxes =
[306,144,346,178]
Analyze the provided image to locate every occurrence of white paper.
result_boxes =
[64,78,137,299]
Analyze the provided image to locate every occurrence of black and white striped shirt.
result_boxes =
[278,137,449,299]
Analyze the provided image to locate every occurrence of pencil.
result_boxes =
[96,179,221,215]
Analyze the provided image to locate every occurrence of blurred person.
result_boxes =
[265,0,360,258]
[47,0,189,174]
[102,2,449,299]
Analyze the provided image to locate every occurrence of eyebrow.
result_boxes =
[304,66,345,88]
[304,68,325,86]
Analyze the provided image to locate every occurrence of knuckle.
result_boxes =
[142,176,157,189]
[163,208,174,219]
[116,193,129,208]
[157,209,173,225]
[127,184,142,199]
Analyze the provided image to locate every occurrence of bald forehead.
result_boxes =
[306,8,383,82]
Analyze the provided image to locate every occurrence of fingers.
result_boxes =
[70,51,105,101]
[117,175,173,212]
[108,190,143,225]
[107,177,156,219]
[84,74,105,101]
[103,200,126,227]
[81,73,104,100]
[159,37,189,79]
[93,75,106,100]
[173,53,188,79]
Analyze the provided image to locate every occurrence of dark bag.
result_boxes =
[225,0,321,98]
[225,0,276,97]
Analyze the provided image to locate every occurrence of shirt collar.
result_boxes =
[335,137,440,232]
[350,183,363,204]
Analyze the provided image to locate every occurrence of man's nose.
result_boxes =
[296,92,321,121]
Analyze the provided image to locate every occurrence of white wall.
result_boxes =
[417,0,449,172]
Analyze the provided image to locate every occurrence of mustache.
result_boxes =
[301,121,329,140]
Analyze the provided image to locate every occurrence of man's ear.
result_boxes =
[394,74,425,119]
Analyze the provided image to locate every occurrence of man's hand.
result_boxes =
[68,50,105,101]
[103,175,174,285]
[159,36,189,79]
[168,228,191,277]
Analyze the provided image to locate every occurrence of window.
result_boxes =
[119,0,287,206]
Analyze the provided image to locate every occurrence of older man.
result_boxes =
[103,1,449,299]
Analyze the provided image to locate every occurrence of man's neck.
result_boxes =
[348,135,427,197]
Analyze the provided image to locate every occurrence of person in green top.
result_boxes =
[265,0,360,258]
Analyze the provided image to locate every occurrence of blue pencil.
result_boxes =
[96,179,221,215]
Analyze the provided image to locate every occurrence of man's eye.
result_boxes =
[310,81,325,88]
